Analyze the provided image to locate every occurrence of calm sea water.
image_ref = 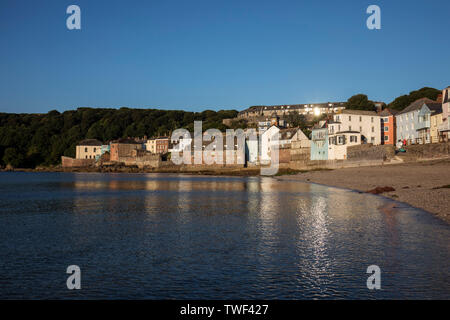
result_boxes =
[0,172,448,299]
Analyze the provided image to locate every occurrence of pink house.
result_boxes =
[438,87,450,142]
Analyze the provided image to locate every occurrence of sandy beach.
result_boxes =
[278,158,450,224]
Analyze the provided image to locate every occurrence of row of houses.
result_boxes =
[310,87,450,160]
[67,87,449,168]
[74,137,170,161]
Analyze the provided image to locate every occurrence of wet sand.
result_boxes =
[278,158,450,224]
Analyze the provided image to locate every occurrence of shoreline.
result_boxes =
[277,158,450,224]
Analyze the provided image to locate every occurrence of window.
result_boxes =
[371,137,375,143]
[94,148,96,152]
[359,126,362,132]
[384,135,389,141]
[359,116,362,122]
[384,126,388,132]
[371,117,374,123]
[350,136,358,143]
[349,116,352,121]
[338,136,345,144]
[349,126,352,131]
[383,117,389,123]
[371,126,374,133]
[85,147,88,152]
[85,155,88,159]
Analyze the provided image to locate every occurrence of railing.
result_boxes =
[438,121,450,132]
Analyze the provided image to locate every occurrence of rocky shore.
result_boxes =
[278,158,450,224]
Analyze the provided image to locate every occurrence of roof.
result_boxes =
[77,139,102,146]
[111,138,141,144]
[397,97,435,115]
[336,130,361,134]
[427,103,443,114]
[379,108,399,116]
[279,128,298,140]
[341,109,378,116]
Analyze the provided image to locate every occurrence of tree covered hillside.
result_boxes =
[388,87,441,110]
[0,108,238,168]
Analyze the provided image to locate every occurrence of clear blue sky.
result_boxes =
[0,0,449,113]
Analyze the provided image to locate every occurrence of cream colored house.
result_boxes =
[145,139,157,153]
[76,139,102,159]
[334,110,381,145]
[431,112,443,143]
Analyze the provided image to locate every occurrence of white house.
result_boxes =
[395,97,435,144]
[333,110,381,145]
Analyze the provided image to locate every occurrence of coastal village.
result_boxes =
[62,87,450,172]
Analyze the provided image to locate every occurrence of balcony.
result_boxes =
[438,120,450,132]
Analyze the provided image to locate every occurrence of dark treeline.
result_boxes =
[0,107,238,168]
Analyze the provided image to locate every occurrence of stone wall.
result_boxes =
[404,141,450,159]
[61,156,95,168]
[118,154,161,168]
[347,144,395,161]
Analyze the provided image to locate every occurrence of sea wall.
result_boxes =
[61,156,95,168]
[405,141,450,159]
[347,144,395,161]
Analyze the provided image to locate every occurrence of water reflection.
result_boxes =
[0,172,448,299]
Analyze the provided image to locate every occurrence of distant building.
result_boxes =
[379,109,398,145]
[238,102,346,120]
[76,139,102,159]
[146,137,169,154]
[110,138,143,162]
[334,110,381,145]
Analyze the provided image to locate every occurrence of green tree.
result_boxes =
[3,147,24,168]
[388,87,441,111]
[346,94,376,111]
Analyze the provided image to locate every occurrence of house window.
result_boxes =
[371,137,375,143]
[93,148,96,152]
[384,126,388,132]
[349,126,352,131]
[85,147,88,152]
[359,116,362,122]
[349,116,351,121]
[359,126,362,132]
[371,117,374,123]
[384,135,389,141]
[384,117,389,123]
[372,127,374,133]
[338,136,345,144]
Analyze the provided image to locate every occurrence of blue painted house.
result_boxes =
[310,125,328,160]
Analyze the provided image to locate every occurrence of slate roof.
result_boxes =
[426,103,443,114]
[397,97,435,115]
[341,109,378,116]
[379,108,399,116]
[77,139,102,146]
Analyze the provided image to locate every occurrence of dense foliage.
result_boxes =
[0,108,238,168]
[345,94,376,111]
[387,87,441,110]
